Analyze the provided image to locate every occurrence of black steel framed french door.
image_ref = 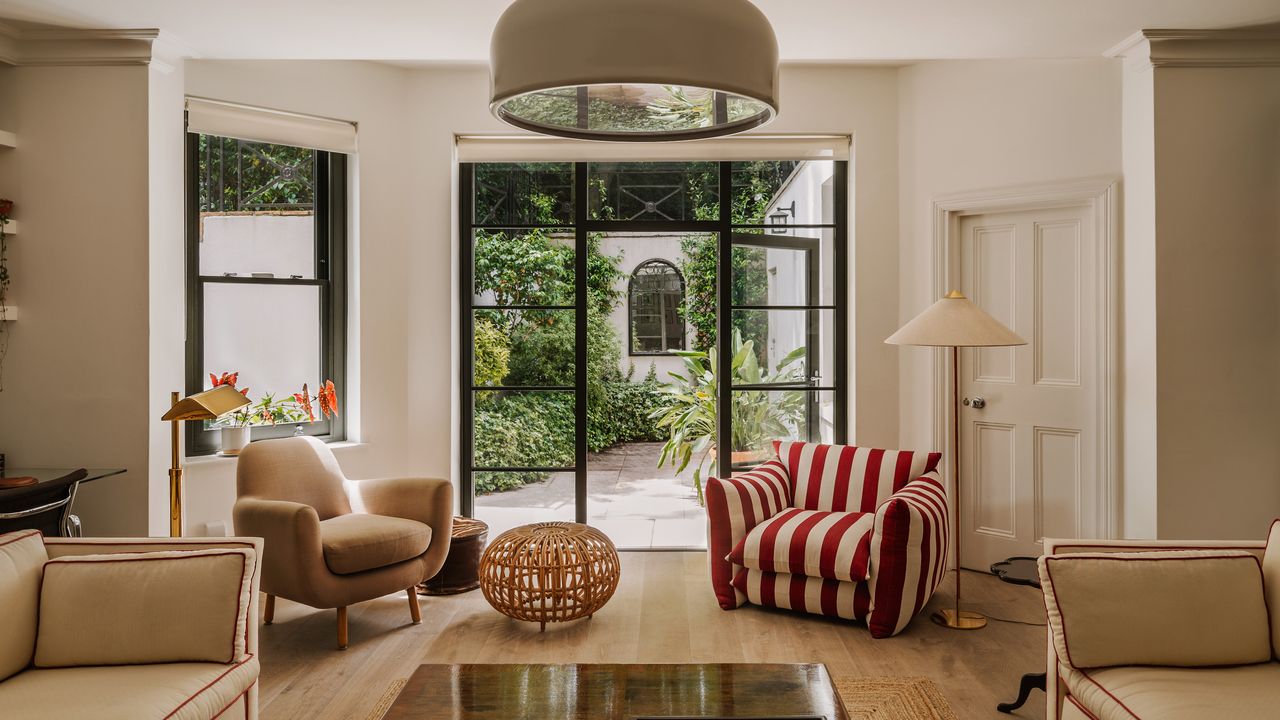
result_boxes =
[459,160,847,520]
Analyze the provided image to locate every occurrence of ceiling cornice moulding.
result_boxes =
[1106,28,1280,68]
[0,23,157,66]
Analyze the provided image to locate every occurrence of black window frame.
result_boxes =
[183,131,348,457]
[459,160,847,519]
[628,258,687,356]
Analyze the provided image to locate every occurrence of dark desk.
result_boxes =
[0,467,125,536]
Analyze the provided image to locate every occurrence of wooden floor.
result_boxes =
[258,552,1048,720]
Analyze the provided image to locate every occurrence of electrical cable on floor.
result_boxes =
[948,568,1049,627]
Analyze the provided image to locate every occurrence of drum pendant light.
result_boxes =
[489,0,779,141]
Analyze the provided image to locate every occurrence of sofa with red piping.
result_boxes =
[0,530,263,720]
[1040,521,1280,720]
[705,440,948,638]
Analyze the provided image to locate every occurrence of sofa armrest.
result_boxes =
[346,477,454,580]
[232,497,327,603]
[705,459,792,610]
[864,471,948,638]
[42,537,263,659]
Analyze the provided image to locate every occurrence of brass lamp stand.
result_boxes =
[887,290,1026,630]
[160,385,250,537]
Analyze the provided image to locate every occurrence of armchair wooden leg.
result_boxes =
[263,594,275,625]
[336,607,348,650]
[407,587,422,625]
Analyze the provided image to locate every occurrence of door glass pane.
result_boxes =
[729,309,835,388]
[473,163,574,226]
[731,160,836,226]
[472,229,576,306]
[473,470,576,540]
[196,136,317,279]
[731,227,835,306]
[730,390,836,465]
[203,283,321,402]
[472,390,576,469]
[473,309,576,387]
[588,162,717,221]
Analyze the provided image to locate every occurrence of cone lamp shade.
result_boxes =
[887,291,1026,348]
[489,0,779,141]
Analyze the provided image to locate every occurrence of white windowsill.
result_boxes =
[184,440,365,465]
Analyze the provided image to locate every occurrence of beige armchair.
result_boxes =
[233,437,453,650]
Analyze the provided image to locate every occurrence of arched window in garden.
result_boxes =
[629,259,686,354]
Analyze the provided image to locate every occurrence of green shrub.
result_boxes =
[472,318,510,391]
[473,392,574,494]
[588,371,669,451]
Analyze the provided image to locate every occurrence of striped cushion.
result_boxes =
[705,460,792,610]
[774,441,942,513]
[728,508,874,583]
[865,471,949,638]
[731,568,867,622]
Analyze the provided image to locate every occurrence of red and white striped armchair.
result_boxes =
[706,440,948,638]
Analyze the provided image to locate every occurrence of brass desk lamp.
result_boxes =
[160,385,250,537]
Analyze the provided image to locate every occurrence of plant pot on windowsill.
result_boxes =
[220,426,251,456]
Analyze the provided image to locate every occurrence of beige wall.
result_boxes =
[0,65,152,536]
[896,60,1123,452]
[1149,65,1280,539]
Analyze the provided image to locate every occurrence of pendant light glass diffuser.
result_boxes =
[489,0,779,141]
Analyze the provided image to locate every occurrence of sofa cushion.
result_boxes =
[0,531,47,681]
[320,513,431,575]
[1062,662,1280,720]
[773,441,941,513]
[0,655,259,720]
[1040,550,1272,669]
[728,507,874,582]
[35,548,255,667]
[1264,518,1280,659]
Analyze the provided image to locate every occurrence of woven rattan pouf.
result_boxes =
[479,522,620,631]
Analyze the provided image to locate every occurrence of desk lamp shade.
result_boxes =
[162,385,251,422]
[887,291,1026,348]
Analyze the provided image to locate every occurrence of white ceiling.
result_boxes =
[0,0,1278,62]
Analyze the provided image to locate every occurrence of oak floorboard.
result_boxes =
[258,552,1047,720]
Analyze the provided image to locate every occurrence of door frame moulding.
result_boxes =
[927,176,1120,541]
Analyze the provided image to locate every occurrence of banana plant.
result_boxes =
[651,329,807,505]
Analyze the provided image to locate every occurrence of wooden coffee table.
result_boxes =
[384,663,849,719]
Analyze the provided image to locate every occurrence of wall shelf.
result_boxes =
[0,130,15,149]
[1,220,17,235]
[0,307,16,321]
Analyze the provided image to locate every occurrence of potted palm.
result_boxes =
[651,330,806,504]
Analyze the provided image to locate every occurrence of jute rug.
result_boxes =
[368,674,955,720]
[833,676,957,720]
[366,678,407,720]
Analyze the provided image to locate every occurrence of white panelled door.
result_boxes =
[957,205,1097,569]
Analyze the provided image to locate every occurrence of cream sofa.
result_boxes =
[1041,521,1279,720]
[0,531,263,720]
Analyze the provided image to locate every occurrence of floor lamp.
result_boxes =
[160,385,250,537]
[886,290,1025,630]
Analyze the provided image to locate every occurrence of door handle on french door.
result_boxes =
[963,397,986,409]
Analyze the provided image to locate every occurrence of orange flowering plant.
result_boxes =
[209,371,339,428]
